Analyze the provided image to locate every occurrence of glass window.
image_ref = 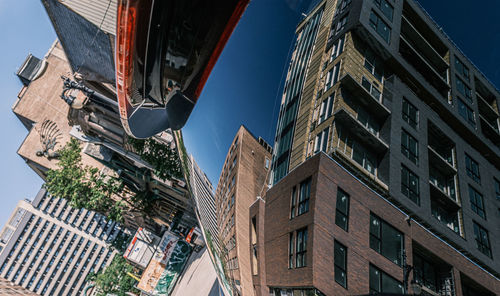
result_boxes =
[373,0,393,21]
[369,11,391,43]
[456,76,472,102]
[469,185,486,219]
[364,47,384,81]
[352,141,377,175]
[369,264,404,294]
[336,15,348,34]
[361,76,382,100]
[288,232,294,268]
[465,154,480,184]
[458,99,476,127]
[298,178,311,216]
[402,98,418,129]
[290,187,297,219]
[401,166,420,205]
[413,254,438,292]
[335,0,352,16]
[334,240,347,288]
[296,228,308,268]
[455,56,470,81]
[401,129,418,164]
[319,94,335,123]
[370,214,404,266]
[325,62,341,91]
[473,222,492,258]
[335,188,349,231]
[331,36,345,62]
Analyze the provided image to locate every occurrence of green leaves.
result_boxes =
[93,256,138,296]
[44,138,126,223]
[128,137,183,181]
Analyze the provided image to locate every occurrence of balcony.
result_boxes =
[429,181,459,209]
[399,36,449,93]
[334,107,389,154]
[400,15,449,74]
[428,146,456,176]
[339,73,391,119]
[479,115,500,146]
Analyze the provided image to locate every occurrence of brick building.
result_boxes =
[252,0,500,295]
[215,126,272,296]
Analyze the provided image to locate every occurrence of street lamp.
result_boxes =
[60,76,90,109]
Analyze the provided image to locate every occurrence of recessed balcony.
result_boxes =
[427,146,456,176]
[399,36,449,93]
[339,73,391,120]
[480,115,500,146]
[401,16,449,72]
[334,107,388,154]
[429,181,460,210]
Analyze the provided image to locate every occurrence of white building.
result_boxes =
[0,188,121,295]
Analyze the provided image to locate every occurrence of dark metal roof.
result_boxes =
[41,0,115,83]
[16,54,42,86]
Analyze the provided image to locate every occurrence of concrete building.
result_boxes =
[189,155,220,253]
[215,126,272,296]
[255,0,500,295]
[13,40,197,234]
[0,188,119,296]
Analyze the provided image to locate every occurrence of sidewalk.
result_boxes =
[170,247,222,296]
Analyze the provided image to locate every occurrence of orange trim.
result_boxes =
[194,0,250,99]
[116,0,137,137]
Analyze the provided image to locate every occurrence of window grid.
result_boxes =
[473,222,492,258]
[334,240,347,288]
[469,186,486,219]
[401,129,418,164]
[401,166,420,205]
[335,188,349,231]
[295,228,307,268]
[465,154,480,184]
[297,178,311,216]
[402,98,418,128]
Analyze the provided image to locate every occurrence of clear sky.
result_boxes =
[0,0,499,228]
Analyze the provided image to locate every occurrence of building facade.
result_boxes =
[0,189,119,296]
[189,154,220,253]
[13,40,197,234]
[215,126,272,296]
[259,0,499,295]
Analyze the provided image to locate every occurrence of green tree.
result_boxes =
[87,256,138,296]
[128,137,183,181]
[44,138,128,222]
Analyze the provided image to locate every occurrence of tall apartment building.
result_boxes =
[0,188,120,296]
[253,0,500,295]
[188,155,220,253]
[215,126,272,296]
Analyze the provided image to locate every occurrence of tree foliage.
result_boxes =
[87,255,138,296]
[128,137,183,181]
[44,138,127,222]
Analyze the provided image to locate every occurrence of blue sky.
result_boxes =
[0,0,499,227]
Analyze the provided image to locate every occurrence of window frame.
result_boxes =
[465,153,481,184]
[473,221,492,258]
[297,178,312,216]
[295,228,308,268]
[334,240,348,288]
[373,0,394,22]
[335,188,350,231]
[370,214,404,266]
[401,129,419,165]
[469,185,486,220]
[402,98,418,129]
[455,56,470,81]
[401,165,420,205]
[369,10,391,43]
[458,98,476,127]
[369,264,404,294]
